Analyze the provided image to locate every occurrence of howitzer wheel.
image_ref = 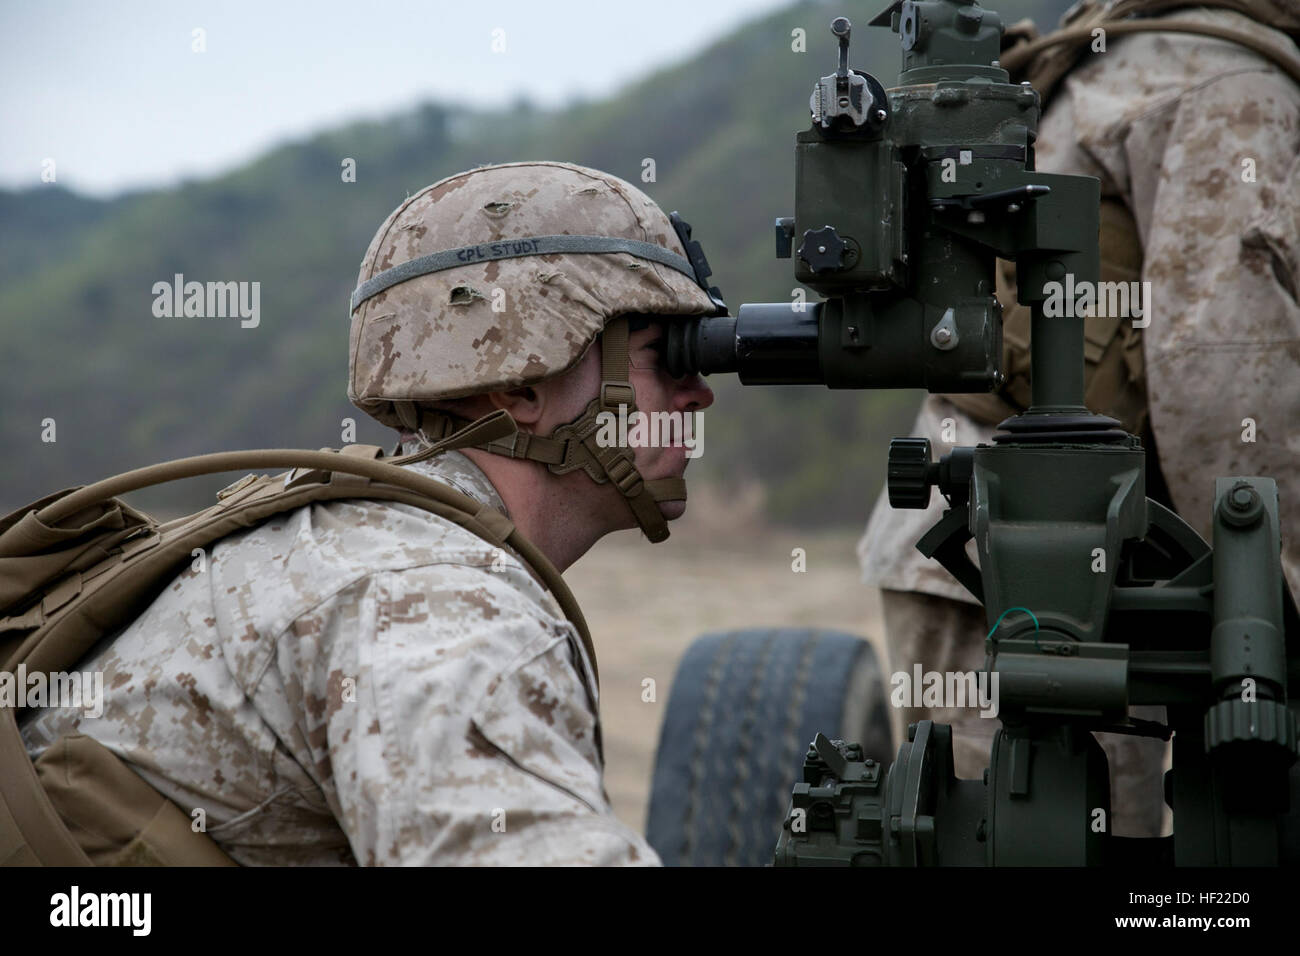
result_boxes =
[645,628,891,866]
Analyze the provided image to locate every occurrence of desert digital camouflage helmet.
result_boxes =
[348,160,727,542]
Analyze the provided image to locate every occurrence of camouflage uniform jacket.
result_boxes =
[859,8,1300,604]
[20,449,659,866]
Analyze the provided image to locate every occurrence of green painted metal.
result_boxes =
[667,1,1298,866]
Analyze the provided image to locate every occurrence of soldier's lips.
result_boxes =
[641,445,690,478]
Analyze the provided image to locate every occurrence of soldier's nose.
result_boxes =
[676,374,713,412]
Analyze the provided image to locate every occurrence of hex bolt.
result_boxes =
[1220,480,1263,527]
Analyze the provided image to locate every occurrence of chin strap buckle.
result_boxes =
[600,381,635,409]
[602,450,644,497]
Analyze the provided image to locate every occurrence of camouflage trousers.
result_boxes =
[881,589,1169,839]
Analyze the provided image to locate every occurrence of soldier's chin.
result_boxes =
[659,499,687,522]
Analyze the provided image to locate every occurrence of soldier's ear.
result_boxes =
[487,386,544,425]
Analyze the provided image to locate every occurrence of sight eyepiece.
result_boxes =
[665,314,737,379]
[665,306,823,384]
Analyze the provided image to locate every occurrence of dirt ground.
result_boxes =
[565,490,886,836]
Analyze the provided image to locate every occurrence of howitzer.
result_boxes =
[663,1,1300,865]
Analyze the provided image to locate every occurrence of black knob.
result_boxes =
[798,226,847,273]
[888,437,934,509]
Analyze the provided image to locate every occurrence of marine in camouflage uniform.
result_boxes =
[858,2,1300,838]
[21,161,726,865]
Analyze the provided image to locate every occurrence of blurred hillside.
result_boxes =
[0,0,1072,524]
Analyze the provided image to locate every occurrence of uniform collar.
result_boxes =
[396,443,510,518]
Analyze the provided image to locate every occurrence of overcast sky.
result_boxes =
[1,0,791,198]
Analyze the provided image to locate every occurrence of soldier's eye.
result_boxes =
[630,337,666,370]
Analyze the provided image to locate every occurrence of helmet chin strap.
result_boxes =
[394,316,684,543]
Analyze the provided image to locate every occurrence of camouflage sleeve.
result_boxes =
[1125,66,1300,596]
[265,562,660,866]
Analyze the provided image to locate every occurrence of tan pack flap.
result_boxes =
[35,734,237,866]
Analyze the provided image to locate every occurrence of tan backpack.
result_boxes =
[0,411,594,866]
